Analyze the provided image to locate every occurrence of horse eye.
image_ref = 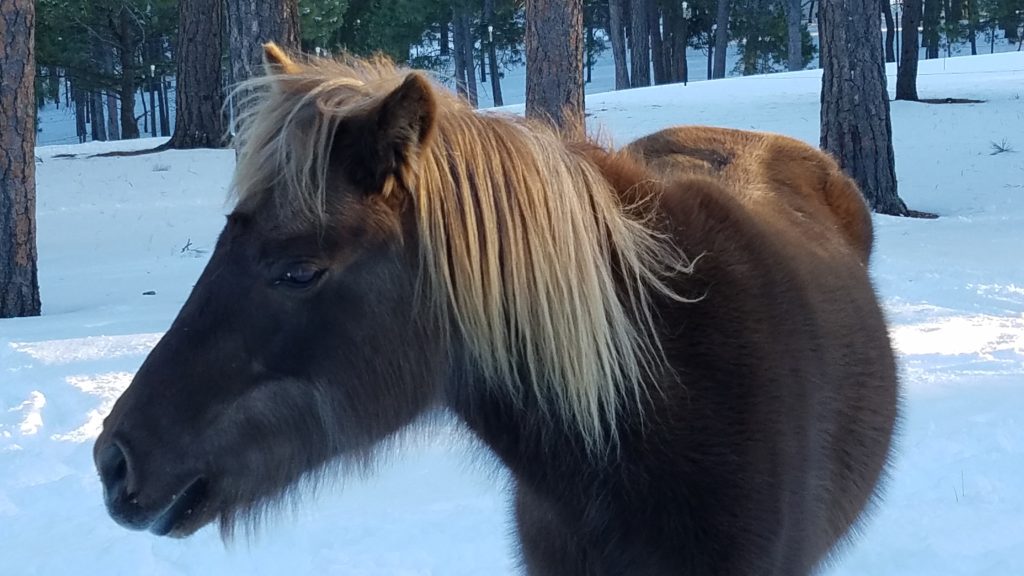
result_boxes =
[277,263,324,287]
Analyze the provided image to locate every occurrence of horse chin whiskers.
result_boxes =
[212,408,450,546]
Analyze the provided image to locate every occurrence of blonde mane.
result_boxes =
[229,52,694,448]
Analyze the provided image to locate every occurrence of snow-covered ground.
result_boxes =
[3,52,1023,574]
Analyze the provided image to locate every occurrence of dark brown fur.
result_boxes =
[94,48,898,575]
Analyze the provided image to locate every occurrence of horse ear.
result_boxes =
[369,72,437,183]
[262,42,301,76]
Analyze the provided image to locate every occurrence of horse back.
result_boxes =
[623,125,874,264]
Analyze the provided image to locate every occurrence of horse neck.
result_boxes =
[566,140,662,207]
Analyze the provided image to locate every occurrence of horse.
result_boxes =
[94,43,898,575]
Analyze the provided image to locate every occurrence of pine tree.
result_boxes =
[631,0,652,86]
[525,0,585,134]
[608,0,630,88]
[819,0,908,215]
[896,0,922,100]
[168,0,224,148]
[225,0,300,126]
[1,0,42,317]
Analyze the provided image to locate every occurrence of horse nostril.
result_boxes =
[96,439,134,498]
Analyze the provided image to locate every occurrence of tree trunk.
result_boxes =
[967,0,977,55]
[73,84,87,143]
[117,9,140,139]
[440,20,450,57]
[660,1,680,83]
[630,0,651,87]
[148,80,157,137]
[224,0,300,126]
[713,0,730,78]
[586,20,594,83]
[525,0,584,136]
[608,0,630,89]
[923,0,940,58]
[90,90,107,141]
[459,12,478,108]
[942,0,953,57]
[896,0,922,100]
[452,7,470,103]
[479,13,488,85]
[102,46,120,140]
[676,14,688,83]
[168,0,225,149]
[487,20,503,107]
[0,0,41,317]
[785,0,805,70]
[47,65,59,107]
[140,87,149,134]
[819,0,907,216]
[649,1,667,84]
[707,22,714,79]
[146,39,157,138]
[159,74,170,137]
[882,0,896,63]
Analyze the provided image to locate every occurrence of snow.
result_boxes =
[3,51,1024,574]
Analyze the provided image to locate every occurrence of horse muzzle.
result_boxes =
[94,432,210,537]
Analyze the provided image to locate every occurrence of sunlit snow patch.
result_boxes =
[890,314,1024,358]
[51,372,133,443]
[8,333,162,365]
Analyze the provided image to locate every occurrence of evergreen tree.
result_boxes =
[167,0,224,148]
[819,0,908,215]
[525,0,584,134]
[1,0,42,317]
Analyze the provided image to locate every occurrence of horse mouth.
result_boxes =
[149,477,209,537]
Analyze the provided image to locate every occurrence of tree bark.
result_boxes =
[649,1,667,84]
[713,0,730,78]
[661,1,685,83]
[440,20,450,57]
[146,39,158,138]
[47,65,59,107]
[103,46,120,140]
[896,0,922,100]
[117,8,140,139]
[882,0,896,63]
[676,12,688,83]
[968,0,977,55]
[90,90,107,141]
[922,0,940,58]
[819,0,907,215]
[608,0,630,89]
[484,0,503,106]
[73,83,87,143]
[707,21,714,79]
[168,0,225,149]
[452,7,471,104]
[459,11,478,107]
[488,38,503,107]
[159,74,170,137]
[0,0,41,317]
[525,0,584,136]
[942,0,954,57]
[224,0,300,126]
[630,0,651,86]
[785,0,805,70]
